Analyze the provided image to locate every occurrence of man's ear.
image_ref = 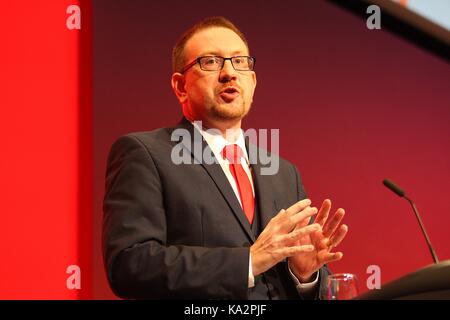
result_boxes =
[247,72,257,106]
[252,71,257,89]
[251,71,257,96]
[171,73,187,103]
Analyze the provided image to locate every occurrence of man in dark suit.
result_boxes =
[102,16,348,299]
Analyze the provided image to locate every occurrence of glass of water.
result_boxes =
[323,273,359,300]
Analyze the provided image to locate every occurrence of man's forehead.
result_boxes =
[184,27,249,59]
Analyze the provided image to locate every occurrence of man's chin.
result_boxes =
[212,103,248,120]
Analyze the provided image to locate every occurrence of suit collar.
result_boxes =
[191,120,250,166]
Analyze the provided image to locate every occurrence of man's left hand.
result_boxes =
[288,199,348,282]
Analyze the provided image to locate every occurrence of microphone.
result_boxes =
[383,179,439,264]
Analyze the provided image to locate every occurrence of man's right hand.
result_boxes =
[250,199,320,276]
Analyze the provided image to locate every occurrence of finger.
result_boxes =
[314,199,331,227]
[319,251,344,264]
[280,223,321,245]
[323,208,345,238]
[279,245,315,257]
[273,208,287,219]
[266,209,287,229]
[284,206,318,232]
[316,238,331,251]
[285,199,312,216]
[293,206,318,229]
[329,224,348,249]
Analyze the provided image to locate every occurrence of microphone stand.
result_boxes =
[383,179,439,264]
[403,195,439,264]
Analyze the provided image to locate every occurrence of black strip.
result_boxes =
[326,0,450,62]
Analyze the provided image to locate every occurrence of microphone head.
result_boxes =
[383,179,405,197]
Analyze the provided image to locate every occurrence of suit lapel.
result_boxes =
[201,162,256,242]
[170,118,255,242]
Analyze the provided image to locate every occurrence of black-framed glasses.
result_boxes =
[180,56,256,74]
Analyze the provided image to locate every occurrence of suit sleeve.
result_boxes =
[102,135,249,299]
[292,164,332,300]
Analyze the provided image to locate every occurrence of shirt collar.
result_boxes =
[191,121,249,164]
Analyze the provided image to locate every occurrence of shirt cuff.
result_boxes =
[288,265,319,293]
[248,253,255,288]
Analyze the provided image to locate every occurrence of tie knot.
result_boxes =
[222,144,243,164]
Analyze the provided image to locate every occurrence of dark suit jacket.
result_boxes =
[102,118,330,299]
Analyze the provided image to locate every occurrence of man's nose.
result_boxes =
[219,59,237,82]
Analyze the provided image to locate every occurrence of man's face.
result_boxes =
[180,27,256,126]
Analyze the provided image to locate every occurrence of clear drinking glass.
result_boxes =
[323,273,359,300]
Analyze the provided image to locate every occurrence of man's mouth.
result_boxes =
[219,87,240,103]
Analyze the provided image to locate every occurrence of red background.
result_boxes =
[1,0,449,299]
[1,1,91,299]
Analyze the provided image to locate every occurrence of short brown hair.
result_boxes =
[172,16,249,73]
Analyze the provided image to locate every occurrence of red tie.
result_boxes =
[222,144,255,224]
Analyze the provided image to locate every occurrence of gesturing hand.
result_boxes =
[250,199,322,277]
[288,199,348,282]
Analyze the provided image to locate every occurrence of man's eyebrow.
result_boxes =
[198,50,249,57]
[199,51,220,56]
[230,50,248,56]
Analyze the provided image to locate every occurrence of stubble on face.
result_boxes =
[208,85,249,121]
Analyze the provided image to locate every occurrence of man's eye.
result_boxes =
[204,57,219,65]
[234,58,243,64]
